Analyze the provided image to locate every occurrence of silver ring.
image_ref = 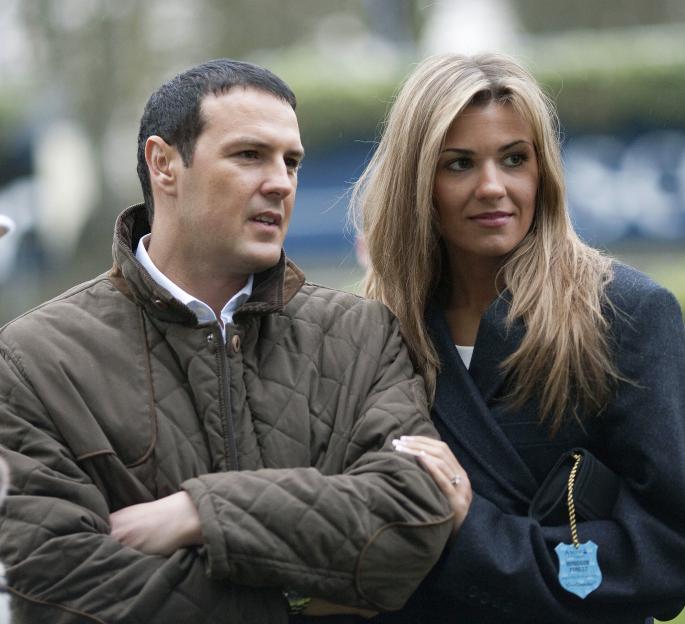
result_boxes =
[449,474,461,486]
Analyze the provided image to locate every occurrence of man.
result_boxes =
[0,456,8,624]
[0,217,9,624]
[0,60,452,623]
[0,218,13,624]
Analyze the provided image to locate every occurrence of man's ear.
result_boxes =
[145,136,181,198]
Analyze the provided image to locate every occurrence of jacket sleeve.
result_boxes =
[181,306,454,612]
[0,347,288,624]
[420,284,685,623]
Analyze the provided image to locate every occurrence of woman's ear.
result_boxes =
[145,136,180,198]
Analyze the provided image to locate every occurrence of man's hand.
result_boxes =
[110,491,203,556]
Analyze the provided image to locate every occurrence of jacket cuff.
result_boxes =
[355,514,454,610]
[181,477,231,579]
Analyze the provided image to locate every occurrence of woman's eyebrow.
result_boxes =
[440,139,532,155]
[440,147,474,155]
[498,139,532,152]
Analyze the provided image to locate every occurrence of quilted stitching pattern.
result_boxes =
[0,205,453,622]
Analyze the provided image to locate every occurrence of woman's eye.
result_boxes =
[503,153,526,167]
[447,158,471,171]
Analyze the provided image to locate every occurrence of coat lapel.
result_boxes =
[427,302,538,508]
[468,293,526,403]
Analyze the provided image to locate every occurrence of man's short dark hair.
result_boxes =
[136,59,297,222]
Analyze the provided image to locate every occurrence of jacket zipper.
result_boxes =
[214,329,239,471]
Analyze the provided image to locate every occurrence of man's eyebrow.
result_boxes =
[225,137,305,159]
[440,140,532,155]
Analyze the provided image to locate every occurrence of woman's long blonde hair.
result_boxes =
[351,53,618,433]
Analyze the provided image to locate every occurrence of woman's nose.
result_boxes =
[474,161,506,201]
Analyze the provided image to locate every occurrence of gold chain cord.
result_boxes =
[566,453,583,548]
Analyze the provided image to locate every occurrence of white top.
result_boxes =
[455,344,474,369]
[135,233,253,341]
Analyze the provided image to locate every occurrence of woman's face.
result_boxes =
[433,101,539,268]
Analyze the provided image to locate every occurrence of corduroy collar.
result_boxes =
[108,203,305,325]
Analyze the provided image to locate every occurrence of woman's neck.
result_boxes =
[444,254,502,346]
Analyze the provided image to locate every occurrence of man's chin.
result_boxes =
[243,248,284,275]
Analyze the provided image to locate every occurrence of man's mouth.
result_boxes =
[250,212,281,226]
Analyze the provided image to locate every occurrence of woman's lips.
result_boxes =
[469,211,513,227]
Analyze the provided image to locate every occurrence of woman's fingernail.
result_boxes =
[394,445,428,459]
[394,444,415,454]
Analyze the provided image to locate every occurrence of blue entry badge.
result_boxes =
[555,453,603,598]
[555,541,602,598]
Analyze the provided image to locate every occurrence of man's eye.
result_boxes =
[238,150,259,159]
[285,158,301,172]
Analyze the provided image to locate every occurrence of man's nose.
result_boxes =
[474,161,506,201]
[261,160,295,198]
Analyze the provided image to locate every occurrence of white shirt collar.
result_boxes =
[135,233,253,340]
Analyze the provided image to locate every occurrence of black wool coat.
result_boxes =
[375,263,685,624]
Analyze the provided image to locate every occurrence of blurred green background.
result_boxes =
[1,0,684,323]
[0,1,683,620]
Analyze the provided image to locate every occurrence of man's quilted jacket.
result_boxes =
[0,204,453,623]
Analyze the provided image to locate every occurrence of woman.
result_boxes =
[352,54,685,623]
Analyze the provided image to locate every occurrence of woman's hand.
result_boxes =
[392,436,472,534]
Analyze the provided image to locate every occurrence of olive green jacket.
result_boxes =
[0,204,452,623]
